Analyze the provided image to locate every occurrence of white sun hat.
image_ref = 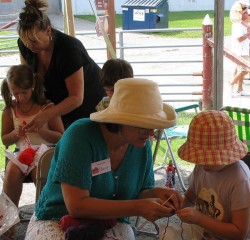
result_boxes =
[239,0,249,6]
[90,78,177,129]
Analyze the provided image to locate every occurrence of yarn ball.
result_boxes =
[65,224,103,240]
[60,215,117,240]
[65,220,117,240]
[18,147,37,166]
[59,215,83,231]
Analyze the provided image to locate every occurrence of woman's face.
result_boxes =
[8,83,33,104]
[19,26,52,53]
[121,125,154,147]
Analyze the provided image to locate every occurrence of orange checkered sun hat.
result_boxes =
[178,110,248,165]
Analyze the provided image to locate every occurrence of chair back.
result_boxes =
[35,148,54,202]
[220,106,250,168]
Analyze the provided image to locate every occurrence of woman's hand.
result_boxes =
[154,187,184,211]
[136,188,184,222]
[23,111,49,131]
[138,198,177,222]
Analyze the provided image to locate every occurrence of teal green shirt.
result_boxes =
[35,119,155,221]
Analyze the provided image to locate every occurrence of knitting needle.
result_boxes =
[137,194,176,230]
[161,194,176,211]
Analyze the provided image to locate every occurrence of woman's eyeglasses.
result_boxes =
[137,127,154,135]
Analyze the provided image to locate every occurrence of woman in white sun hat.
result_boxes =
[25,78,183,240]
[176,110,250,240]
[230,0,250,26]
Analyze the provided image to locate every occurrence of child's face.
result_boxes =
[104,86,114,98]
[9,83,33,103]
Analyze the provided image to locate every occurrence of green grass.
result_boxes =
[0,30,18,52]
[152,111,196,169]
[77,10,231,38]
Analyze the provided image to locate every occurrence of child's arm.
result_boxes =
[177,207,250,240]
[35,104,64,143]
[1,108,20,147]
[182,188,196,208]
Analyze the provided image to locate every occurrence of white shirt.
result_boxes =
[231,22,249,56]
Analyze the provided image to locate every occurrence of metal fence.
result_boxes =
[0,27,203,104]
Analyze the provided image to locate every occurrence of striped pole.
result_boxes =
[202,14,213,110]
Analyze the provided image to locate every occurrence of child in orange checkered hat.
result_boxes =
[176,110,250,240]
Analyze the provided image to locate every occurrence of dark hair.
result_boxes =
[1,64,47,108]
[104,123,122,133]
[17,0,51,39]
[100,59,133,87]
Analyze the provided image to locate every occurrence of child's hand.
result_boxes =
[176,207,201,224]
[15,125,25,137]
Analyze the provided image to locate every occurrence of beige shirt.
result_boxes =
[11,103,53,147]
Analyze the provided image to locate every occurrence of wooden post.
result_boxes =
[64,0,75,37]
[213,0,224,110]
[106,0,116,59]
[202,14,213,110]
[91,0,116,58]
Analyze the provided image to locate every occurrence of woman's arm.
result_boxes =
[62,183,177,222]
[1,109,19,147]
[24,67,84,130]
[36,105,65,143]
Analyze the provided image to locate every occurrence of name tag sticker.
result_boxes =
[91,158,111,176]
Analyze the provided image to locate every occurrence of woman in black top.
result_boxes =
[17,0,105,129]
